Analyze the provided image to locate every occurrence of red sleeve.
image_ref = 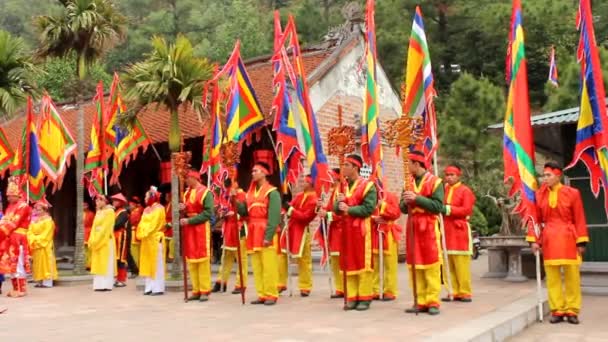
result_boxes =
[572,188,589,244]
[527,188,545,243]
[380,193,401,221]
[447,186,475,218]
[291,193,318,223]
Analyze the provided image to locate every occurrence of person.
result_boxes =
[111,193,130,287]
[128,196,144,276]
[371,190,402,301]
[83,201,95,270]
[162,191,174,262]
[88,194,116,291]
[27,199,58,288]
[213,178,248,294]
[441,165,476,302]
[335,154,377,311]
[399,151,445,316]
[0,177,32,298]
[279,175,317,297]
[528,162,589,325]
[136,186,166,296]
[179,170,214,302]
[235,162,281,305]
[0,194,4,295]
[317,168,344,298]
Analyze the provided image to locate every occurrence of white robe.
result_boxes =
[93,243,115,290]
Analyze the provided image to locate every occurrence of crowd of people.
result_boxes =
[0,152,589,323]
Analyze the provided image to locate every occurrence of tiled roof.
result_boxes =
[0,48,337,148]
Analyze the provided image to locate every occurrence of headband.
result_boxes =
[253,164,270,176]
[408,153,426,166]
[187,170,201,180]
[544,166,562,177]
[345,156,362,169]
[444,165,462,176]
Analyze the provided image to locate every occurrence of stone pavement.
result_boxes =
[509,295,608,342]
[0,255,538,342]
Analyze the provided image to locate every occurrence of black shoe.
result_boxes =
[344,301,358,311]
[199,294,209,302]
[232,288,243,295]
[405,306,428,314]
[251,299,265,305]
[428,307,440,315]
[151,292,164,296]
[211,282,222,293]
[187,294,201,302]
[441,297,454,302]
[330,293,344,299]
[550,315,564,324]
[459,298,472,303]
[222,283,227,292]
[355,301,370,311]
[300,291,310,297]
[144,291,152,296]
[381,296,396,302]
[566,316,580,325]
[264,299,277,306]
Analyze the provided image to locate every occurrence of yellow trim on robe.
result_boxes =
[576,236,589,244]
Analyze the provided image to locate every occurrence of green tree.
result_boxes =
[0,30,40,117]
[469,205,489,235]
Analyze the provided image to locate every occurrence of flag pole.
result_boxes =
[534,223,544,322]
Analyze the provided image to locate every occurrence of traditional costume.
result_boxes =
[442,166,476,302]
[27,199,58,288]
[372,191,402,301]
[316,178,344,298]
[214,186,248,294]
[137,187,166,295]
[88,196,116,291]
[0,177,32,297]
[236,163,281,305]
[527,166,589,321]
[182,172,214,301]
[111,193,130,286]
[400,154,445,314]
[279,178,317,296]
[129,198,144,271]
[83,205,95,269]
[335,156,377,310]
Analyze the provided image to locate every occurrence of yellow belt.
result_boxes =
[14,228,27,234]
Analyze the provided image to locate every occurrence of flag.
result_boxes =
[86,168,104,198]
[11,97,46,201]
[108,75,150,184]
[85,82,106,172]
[0,126,14,176]
[221,41,265,143]
[503,0,538,225]
[548,46,559,87]
[38,93,77,188]
[403,6,438,166]
[566,0,608,216]
[208,79,225,188]
[282,16,331,192]
[361,0,384,183]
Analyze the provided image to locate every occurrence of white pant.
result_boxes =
[144,243,165,294]
[15,245,26,278]
[93,243,116,290]
[42,279,53,287]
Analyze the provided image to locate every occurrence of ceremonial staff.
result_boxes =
[173,137,191,303]
[222,141,247,305]
[328,105,356,310]
[385,114,421,314]
[318,193,334,297]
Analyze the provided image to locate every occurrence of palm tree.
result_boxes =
[35,0,126,275]
[0,30,40,118]
[123,34,213,279]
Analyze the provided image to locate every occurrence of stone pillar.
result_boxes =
[482,247,508,278]
[504,247,527,282]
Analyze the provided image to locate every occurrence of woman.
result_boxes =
[88,195,116,291]
[136,186,166,295]
[27,199,58,288]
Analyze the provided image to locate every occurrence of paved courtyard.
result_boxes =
[1,255,541,341]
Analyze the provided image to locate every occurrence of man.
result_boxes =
[529,162,589,325]
[179,170,214,302]
[400,151,444,316]
[441,165,476,302]
[235,162,281,306]
[279,175,317,297]
[163,191,174,262]
[0,177,32,298]
[83,201,95,270]
[111,193,130,287]
[212,178,248,294]
[317,168,344,298]
[27,199,58,288]
[128,196,144,276]
[372,190,402,301]
[136,186,166,296]
[335,154,377,311]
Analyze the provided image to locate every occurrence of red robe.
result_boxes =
[0,200,32,274]
[406,173,442,268]
[222,188,246,250]
[83,209,95,245]
[527,184,589,265]
[244,182,277,252]
[340,178,375,274]
[183,185,212,262]
[130,205,144,245]
[281,190,318,257]
[164,202,173,238]
[114,208,129,264]
[443,182,476,254]
[372,192,402,253]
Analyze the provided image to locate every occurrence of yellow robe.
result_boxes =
[88,206,116,276]
[27,216,58,281]
[136,203,166,278]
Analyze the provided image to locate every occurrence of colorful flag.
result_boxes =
[208,79,225,188]
[503,0,538,225]
[403,6,438,166]
[221,41,265,143]
[85,82,106,172]
[566,0,608,216]
[0,126,14,176]
[548,46,559,87]
[11,97,46,201]
[282,16,331,192]
[38,93,77,188]
[361,0,384,183]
